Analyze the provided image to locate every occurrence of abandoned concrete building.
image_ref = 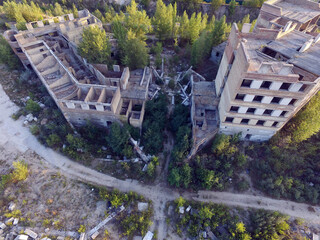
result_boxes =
[192,0,320,147]
[4,10,151,129]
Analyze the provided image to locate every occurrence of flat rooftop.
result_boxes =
[241,29,320,76]
[273,0,320,23]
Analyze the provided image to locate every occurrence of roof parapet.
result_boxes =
[241,23,252,33]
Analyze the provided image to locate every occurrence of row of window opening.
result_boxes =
[241,79,307,92]
[230,106,288,117]
[225,117,279,127]
[235,94,297,105]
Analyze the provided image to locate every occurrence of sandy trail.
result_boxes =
[0,84,319,240]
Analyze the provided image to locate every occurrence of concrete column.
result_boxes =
[96,105,104,111]
[255,108,264,115]
[270,82,282,91]
[251,80,263,89]
[81,103,89,110]
[271,110,282,117]
[250,119,258,125]
[65,102,75,109]
[262,96,272,104]
[289,83,303,92]
[233,118,242,124]
[238,107,249,113]
[244,94,254,102]
[264,121,274,127]
[280,98,292,105]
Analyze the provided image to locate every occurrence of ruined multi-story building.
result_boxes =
[191,0,320,149]
[4,10,151,129]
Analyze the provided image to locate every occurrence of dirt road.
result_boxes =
[0,84,319,239]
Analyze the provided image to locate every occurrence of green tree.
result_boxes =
[281,90,320,143]
[229,0,237,16]
[52,2,64,16]
[153,0,172,40]
[251,210,289,240]
[211,134,230,156]
[0,36,21,70]
[212,0,224,12]
[232,222,252,240]
[78,25,111,64]
[181,163,192,188]
[212,15,227,46]
[72,4,78,18]
[168,167,181,187]
[179,11,190,40]
[123,31,148,69]
[93,9,103,21]
[46,134,62,148]
[112,20,128,61]
[125,0,152,40]
[106,122,129,155]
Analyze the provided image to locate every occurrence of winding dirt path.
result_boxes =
[0,84,320,240]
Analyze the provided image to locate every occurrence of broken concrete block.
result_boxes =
[56,237,64,240]
[91,231,99,240]
[5,218,14,225]
[24,229,37,239]
[79,233,86,240]
[186,205,191,212]
[8,202,16,211]
[0,223,6,230]
[142,231,153,240]
[179,206,185,214]
[13,219,19,225]
[137,202,148,212]
[14,235,28,240]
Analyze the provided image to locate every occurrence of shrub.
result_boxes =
[78,225,86,233]
[11,161,28,183]
[236,179,250,192]
[46,134,62,148]
[211,134,231,156]
[25,99,41,114]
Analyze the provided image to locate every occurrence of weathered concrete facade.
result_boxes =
[215,0,320,141]
[4,10,151,129]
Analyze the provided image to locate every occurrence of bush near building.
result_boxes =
[169,198,295,240]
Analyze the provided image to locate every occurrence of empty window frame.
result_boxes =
[253,95,264,102]
[225,117,234,123]
[241,79,253,88]
[247,108,256,114]
[241,119,250,125]
[256,120,265,126]
[230,106,239,112]
[299,84,308,92]
[280,82,291,91]
[260,81,272,89]
[263,109,273,115]
[235,94,245,101]
[272,121,279,127]
[289,99,297,105]
[271,97,281,104]
[280,111,288,117]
